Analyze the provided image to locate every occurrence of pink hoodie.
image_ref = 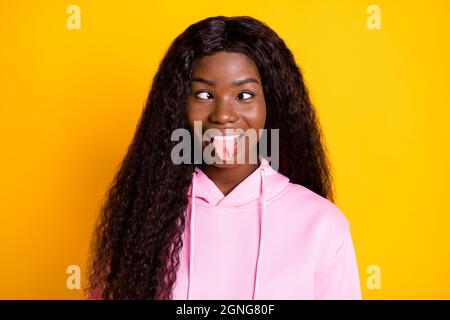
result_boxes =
[172,157,362,300]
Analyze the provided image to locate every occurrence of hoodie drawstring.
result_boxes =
[187,167,267,300]
[187,170,197,300]
[252,168,266,299]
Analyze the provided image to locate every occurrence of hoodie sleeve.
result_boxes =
[313,210,362,300]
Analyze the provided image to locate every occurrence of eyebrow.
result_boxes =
[192,77,260,87]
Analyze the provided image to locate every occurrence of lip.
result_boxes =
[203,129,244,162]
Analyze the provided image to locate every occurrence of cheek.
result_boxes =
[187,102,207,127]
[187,110,196,128]
[242,102,266,130]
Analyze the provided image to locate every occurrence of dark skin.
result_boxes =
[187,51,267,196]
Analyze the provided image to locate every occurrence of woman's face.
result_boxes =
[187,51,266,168]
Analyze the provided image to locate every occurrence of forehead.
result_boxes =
[192,51,260,80]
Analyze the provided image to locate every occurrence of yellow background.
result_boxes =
[1,0,449,299]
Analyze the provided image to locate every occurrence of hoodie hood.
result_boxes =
[187,157,289,207]
[185,157,290,300]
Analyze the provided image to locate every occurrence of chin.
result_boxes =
[211,162,242,169]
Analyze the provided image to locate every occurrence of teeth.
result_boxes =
[209,133,244,143]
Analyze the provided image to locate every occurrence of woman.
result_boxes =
[87,15,362,300]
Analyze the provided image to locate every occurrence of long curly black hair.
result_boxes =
[86,15,334,300]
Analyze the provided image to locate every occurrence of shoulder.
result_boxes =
[286,183,354,269]
[281,182,350,240]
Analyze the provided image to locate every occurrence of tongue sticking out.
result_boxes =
[212,136,237,162]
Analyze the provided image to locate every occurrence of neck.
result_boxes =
[199,161,260,196]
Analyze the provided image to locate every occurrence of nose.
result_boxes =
[208,97,239,124]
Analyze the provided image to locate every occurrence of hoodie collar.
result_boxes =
[188,157,290,208]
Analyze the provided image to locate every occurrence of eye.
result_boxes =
[237,92,254,100]
[195,91,213,100]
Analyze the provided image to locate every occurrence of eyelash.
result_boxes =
[194,90,255,101]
